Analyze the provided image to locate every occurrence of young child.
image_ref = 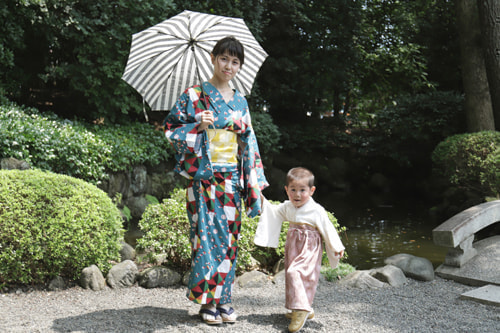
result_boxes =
[254,167,345,333]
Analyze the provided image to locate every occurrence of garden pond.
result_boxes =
[318,191,449,270]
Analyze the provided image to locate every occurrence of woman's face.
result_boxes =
[211,51,241,83]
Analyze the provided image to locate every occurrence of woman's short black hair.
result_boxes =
[211,36,245,66]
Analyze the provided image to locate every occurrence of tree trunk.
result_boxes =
[478,0,500,130]
[456,0,495,132]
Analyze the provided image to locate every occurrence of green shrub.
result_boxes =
[432,131,500,196]
[481,148,500,198]
[137,188,192,270]
[90,122,172,173]
[0,101,172,184]
[0,169,124,287]
[321,262,356,282]
[136,188,265,272]
[137,189,347,274]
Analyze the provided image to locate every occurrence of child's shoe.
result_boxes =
[288,310,310,332]
[285,309,314,320]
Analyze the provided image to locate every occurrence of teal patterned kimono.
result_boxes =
[164,81,268,305]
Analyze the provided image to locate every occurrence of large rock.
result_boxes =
[273,259,285,274]
[150,170,179,200]
[48,276,66,291]
[339,270,387,289]
[370,265,407,287]
[119,241,136,261]
[125,195,150,220]
[237,270,269,288]
[80,265,106,291]
[385,253,435,281]
[182,271,190,286]
[106,260,138,288]
[131,165,147,195]
[272,270,286,285]
[1,157,30,170]
[107,172,130,198]
[138,266,182,288]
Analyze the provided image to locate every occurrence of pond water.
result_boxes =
[316,192,448,270]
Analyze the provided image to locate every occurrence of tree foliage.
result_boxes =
[0,0,488,132]
[1,0,177,122]
[259,0,362,123]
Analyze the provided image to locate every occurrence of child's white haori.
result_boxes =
[254,197,345,269]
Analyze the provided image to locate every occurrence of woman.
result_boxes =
[164,36,268,325]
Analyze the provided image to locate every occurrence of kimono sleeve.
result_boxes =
[254,198,286,248]
[315,207,345,269]
[239,103,269,217]
[163,87,212,180]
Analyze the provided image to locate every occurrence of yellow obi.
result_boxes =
[209,129,238,164]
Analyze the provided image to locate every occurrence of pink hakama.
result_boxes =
[285,223,323,312]
[254,197,345,312]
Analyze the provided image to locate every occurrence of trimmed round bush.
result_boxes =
[0,169,124,287]
[481,147,500,196]
[432,131,500,196]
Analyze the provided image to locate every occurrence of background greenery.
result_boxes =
[0,100,172,184]
[137,188,348,278]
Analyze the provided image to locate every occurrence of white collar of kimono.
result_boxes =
[291,197,317,212]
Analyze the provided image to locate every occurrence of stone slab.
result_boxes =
[460,284,500,307]
[435,236,500,286]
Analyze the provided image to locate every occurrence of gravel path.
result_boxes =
[1,277,498,333]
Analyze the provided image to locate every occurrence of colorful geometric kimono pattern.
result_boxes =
[164,81,268,305]
[185,169,241,304]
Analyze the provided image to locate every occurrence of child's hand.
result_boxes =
[335,250,344,258]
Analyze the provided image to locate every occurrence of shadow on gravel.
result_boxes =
[51,306,196,332]
[51,307,326,332]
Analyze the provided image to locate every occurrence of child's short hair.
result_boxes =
[286,167,315,187]
[211,36,245,66]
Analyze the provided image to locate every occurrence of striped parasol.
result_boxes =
[122,10,268,113]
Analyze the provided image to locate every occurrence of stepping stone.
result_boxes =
[460,284,500,307]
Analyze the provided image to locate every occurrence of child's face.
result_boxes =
[285,178,316,208]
